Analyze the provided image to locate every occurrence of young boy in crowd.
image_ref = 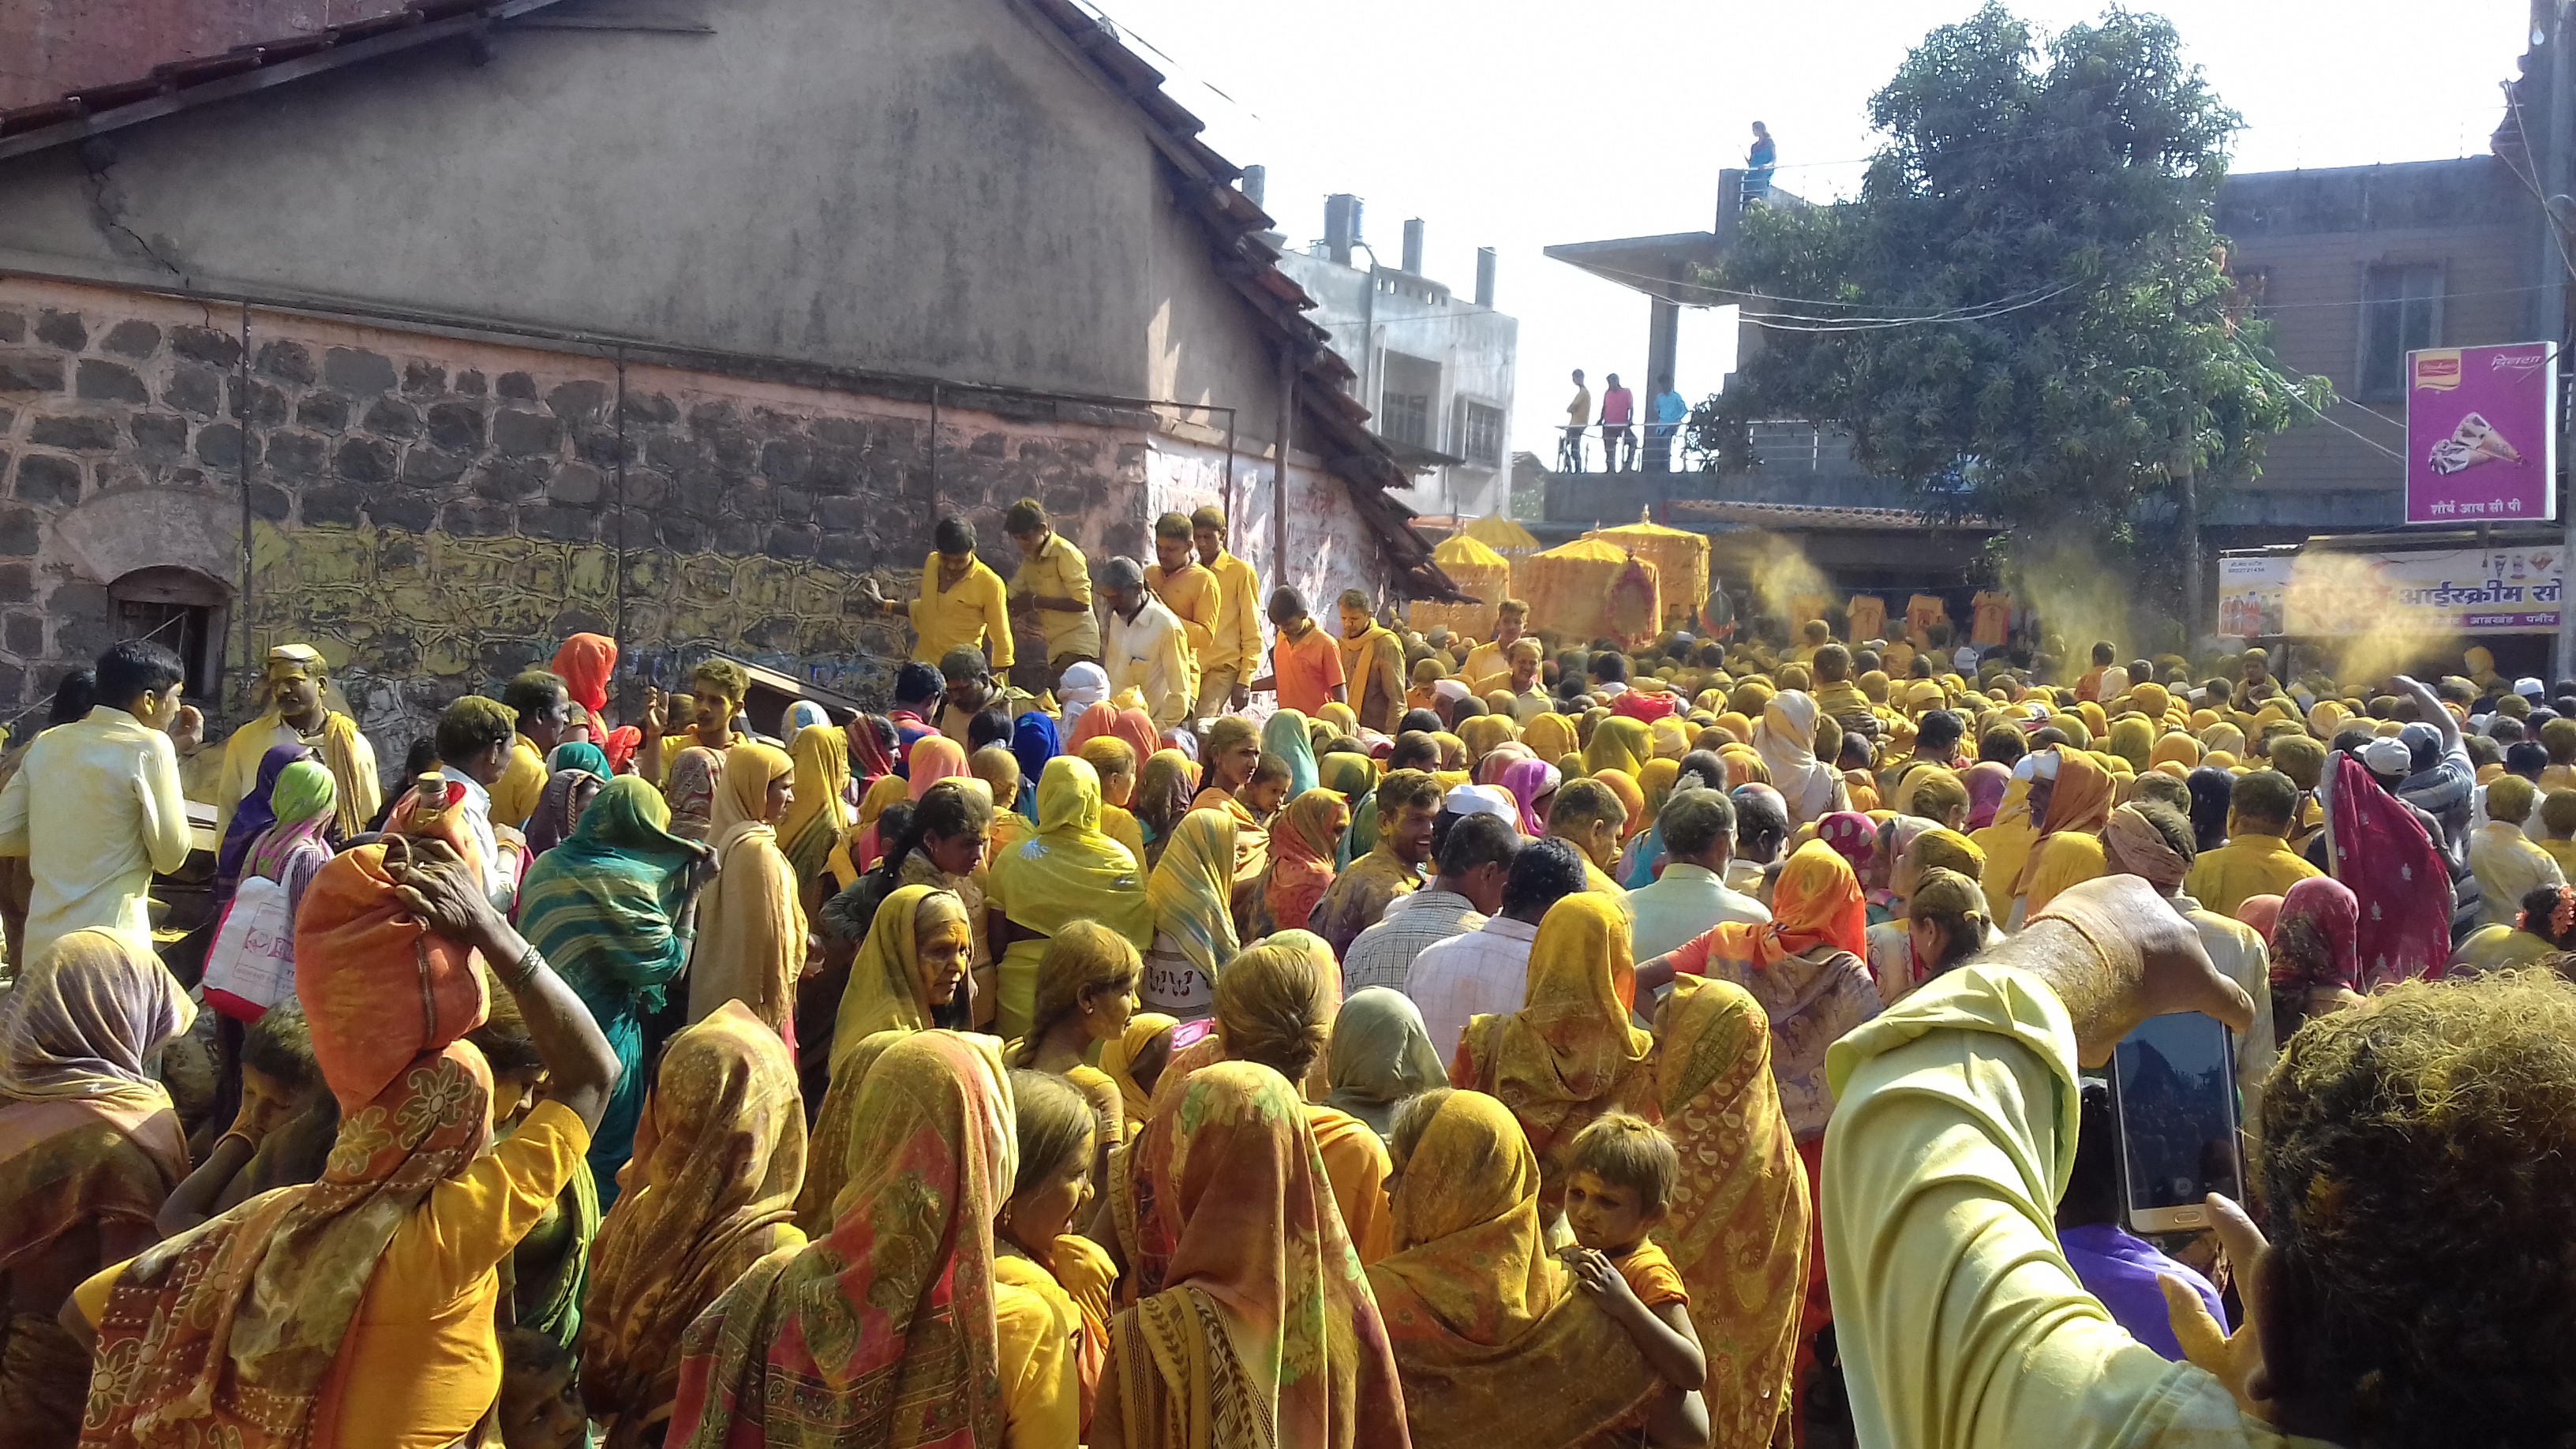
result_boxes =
[1563,1113,1709,1445]
[1244,753,1294,824]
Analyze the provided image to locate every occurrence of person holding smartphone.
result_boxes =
[1823,871,2576,1449]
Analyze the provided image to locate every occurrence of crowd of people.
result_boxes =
[0,496,2569,1449]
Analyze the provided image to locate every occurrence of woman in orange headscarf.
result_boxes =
[1091,1061,1410,1449]
[1253,788,1349,937]
[1365,1090,1662,1449]
[552,632,618,735]
[1451,893,1657,1215]
[685,742,805,1046]
[2009,746,2114,927]
[1651,976,1811,1449]
[76,837,612,1449]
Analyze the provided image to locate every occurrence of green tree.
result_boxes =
[1694,5,2329,551]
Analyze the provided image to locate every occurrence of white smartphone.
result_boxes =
[2108,1012,2244,1235]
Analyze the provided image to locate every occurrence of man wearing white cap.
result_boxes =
[1339,809,1518,997]
[212,643,380,838]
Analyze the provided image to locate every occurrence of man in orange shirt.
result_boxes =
[1143,512,1219,662]
[1251,586,1347,717]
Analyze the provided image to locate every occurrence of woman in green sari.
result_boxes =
[517,775,707,1208]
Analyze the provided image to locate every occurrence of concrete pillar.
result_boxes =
[1645,290,1680,471]
[1401,219,1425,275]
[1474,248,1496,308]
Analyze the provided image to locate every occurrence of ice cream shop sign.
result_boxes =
[2406,342,2556,525]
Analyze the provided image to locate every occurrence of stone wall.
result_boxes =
[0,275,1392,777]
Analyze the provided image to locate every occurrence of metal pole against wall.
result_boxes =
[1275,348,1294,588]
[612,350,628,662]
[2549,0,2576,680]
[235,301,253,713]
[929,382,942,517]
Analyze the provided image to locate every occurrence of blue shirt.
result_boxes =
[2056,1222,2226,1361]
[1653,390,1687,426]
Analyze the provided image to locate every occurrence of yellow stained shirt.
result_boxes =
[2544,837,2576,878]
[1144,562,1221,661]
[489,733,548,830]
[1460,639,1521,695]
[2469,822,2567,927]
[1200,550,1265,677]
[992,1273,1081,1449]
[2179,831,2320,919]
[1339,626,1406,733]
[1007,532,1099,663]
[907,553,1017,669]
[76,1101,590,1449]
[1101,803,1147,870]
[1822,965,2310,1449]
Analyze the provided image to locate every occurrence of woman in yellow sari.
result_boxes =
[685,741,805,1047]
[1366,1089,1661,1449]
[1074,735,1147,865]
[987,757,1154,1039]
[580,1002,807,1449]
[1450,892,1656,1215]
[777,720,851,911]
[1099,1013,1177,1136]
[669,1031,1080,1449]
[1092,1060,1409,1449]
[1522,710,1579,767]
[1586,715,1654,778]
[1133,748,1200,871]
[1650,976,1810,1449]
[1140,807,1238,1020]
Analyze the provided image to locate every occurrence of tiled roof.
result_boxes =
[0,0,1458,598]
[0,0,566,159]
[1668,498,1999,531]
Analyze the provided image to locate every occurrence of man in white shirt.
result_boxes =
[0,641,193,960]
[1727,785,1789,897]
[1406,836,1589,1061]
[1099,556,1197,732]
[1344,812,1518,996]
[1627,788,1770,961]
[430,695,522,908]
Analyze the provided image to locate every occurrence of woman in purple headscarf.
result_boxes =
[212,743,314,914]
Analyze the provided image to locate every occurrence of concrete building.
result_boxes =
[1269,195,1518,521]
[2209,156,2541,542]
[0,0,1455,765]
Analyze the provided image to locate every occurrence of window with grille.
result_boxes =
[1456,400,1506,466]
[1378,351,1441,449]
[2359,263,2441,400]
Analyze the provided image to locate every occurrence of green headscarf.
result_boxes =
[268,758,338,826]
[548,740,613,781]
[1263,710,1320,799]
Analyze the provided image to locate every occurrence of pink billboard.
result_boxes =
[2406,342,2557,525]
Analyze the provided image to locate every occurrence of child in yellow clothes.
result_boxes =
[1561,1112,1709,1447]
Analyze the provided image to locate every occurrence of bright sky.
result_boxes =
[1084,0,2533,459]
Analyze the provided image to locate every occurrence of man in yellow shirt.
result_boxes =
[207,643,383,840]
[489,669,571,829]
[1002,498,1097,690]
[1460,598,1532,694]
[2179,769,2321,917]
[860,516,1014,672]
[1143,512,1219,663]
[1337,588,1406,735]
[1192,505,1264,716]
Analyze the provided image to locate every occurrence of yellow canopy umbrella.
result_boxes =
[1521,537,1660,648]
[1410,534,1514,640]
[1584,509,1709,628]
[1460,512,1542,556]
